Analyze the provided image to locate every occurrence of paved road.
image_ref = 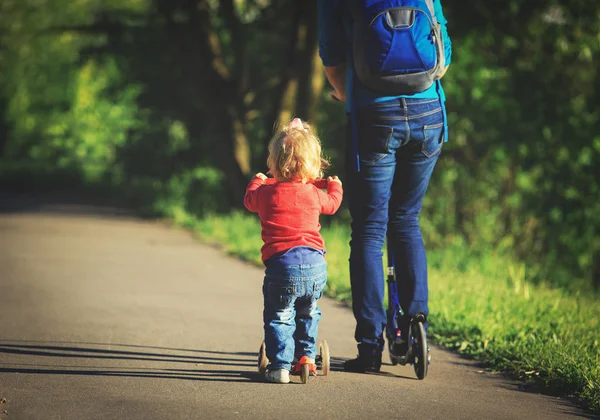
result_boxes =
[0,201,593,419]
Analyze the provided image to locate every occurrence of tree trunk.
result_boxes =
[0,101,7,156]
[208,106,249,208]
[260,2,302,169]
[295,1,318,121]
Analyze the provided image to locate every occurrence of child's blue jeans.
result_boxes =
[262,260,327,371]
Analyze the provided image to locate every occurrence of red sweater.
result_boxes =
[244,178,343,264]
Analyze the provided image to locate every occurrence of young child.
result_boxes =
[244,118,343,384]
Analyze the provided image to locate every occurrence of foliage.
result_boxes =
[4,0,597,289]
[0,0,145,183]
[436,0,600,288]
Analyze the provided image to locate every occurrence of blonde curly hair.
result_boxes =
[267,119,330,182]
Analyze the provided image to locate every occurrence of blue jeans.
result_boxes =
[347,97,444,355]
[262,261,327,371]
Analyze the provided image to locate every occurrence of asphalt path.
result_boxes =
[0,198,593,419]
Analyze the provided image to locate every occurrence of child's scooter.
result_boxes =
[257,178,331,384]
[258,340,330,384]
[385,238,430,379]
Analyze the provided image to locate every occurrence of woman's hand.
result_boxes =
[324,64,347,103]
[329,89,346,102]
[254,173,267,181]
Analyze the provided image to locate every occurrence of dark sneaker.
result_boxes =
[343,354,382,373]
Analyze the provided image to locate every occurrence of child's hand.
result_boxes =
[254,173,267,181]
[327,176,342,186]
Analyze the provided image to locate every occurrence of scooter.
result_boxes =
[385,238,430,379]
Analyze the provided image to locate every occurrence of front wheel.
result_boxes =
[301,364,310,384]
[319,340,330,376]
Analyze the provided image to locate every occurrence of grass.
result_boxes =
[168,208,599,414]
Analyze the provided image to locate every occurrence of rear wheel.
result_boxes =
[413,322,428,380]
[258,342,268,374]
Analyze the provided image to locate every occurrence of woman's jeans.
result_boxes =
[263,261,327,371]
[347,97,444,355]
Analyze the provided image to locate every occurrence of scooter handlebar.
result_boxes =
[262,178,328,189]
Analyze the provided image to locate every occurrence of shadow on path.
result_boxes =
[0,341,261,383]
[0,343,254,366]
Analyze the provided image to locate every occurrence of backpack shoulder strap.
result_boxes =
[424,0,438,25]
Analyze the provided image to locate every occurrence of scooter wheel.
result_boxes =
[319,340,330,376]
[413,322,428,380]
[301,363,310,384]
[258,341,268,374]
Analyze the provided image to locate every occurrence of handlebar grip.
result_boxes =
[311,179,328,189]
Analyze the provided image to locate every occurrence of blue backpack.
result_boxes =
[347,0,445,94]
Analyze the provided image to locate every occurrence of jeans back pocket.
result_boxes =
[266,282,297,310]
[357,124,394,164]
[421,123,444,158]
[312,275,327,300]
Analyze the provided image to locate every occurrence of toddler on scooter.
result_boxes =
[244,118,343,383]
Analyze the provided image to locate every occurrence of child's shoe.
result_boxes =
[264,369,290,384]
[291,356,317,376]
